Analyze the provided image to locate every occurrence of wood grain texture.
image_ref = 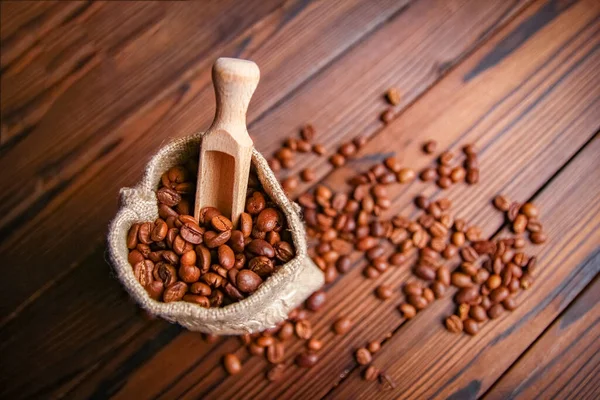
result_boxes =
[328,132,600,399]
[484,275,600,400]
[0,0,409,320]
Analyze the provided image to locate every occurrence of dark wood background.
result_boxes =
[1,0,599,399]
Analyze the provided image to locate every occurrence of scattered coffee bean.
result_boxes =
[445,315,463,333]
[333,317,353,335]
[223,354,242,375]
[375,284,394,300]
[423,140,437,154]
[355,348,372,365]
[296,352,319,368]
[363,365,380,381]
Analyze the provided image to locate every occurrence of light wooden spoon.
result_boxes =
[194,57,260,226]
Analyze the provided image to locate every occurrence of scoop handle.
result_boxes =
[210,57,260,140]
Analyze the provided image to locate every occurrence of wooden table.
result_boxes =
[1,1,599,399]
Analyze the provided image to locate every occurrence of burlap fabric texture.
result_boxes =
[107,133,324,335]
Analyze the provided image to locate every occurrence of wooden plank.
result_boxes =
[327,136,600,399]
[0,0,409,319]
[484,275,600,400]
[0,0,533,398]
[112,2,600,398]
[170,1,600,398]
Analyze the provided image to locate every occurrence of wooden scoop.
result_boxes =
[194,57,260,226]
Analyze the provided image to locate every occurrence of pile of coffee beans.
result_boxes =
[126,163,295,307]
[419,143,479,188]
[494,195,547,244]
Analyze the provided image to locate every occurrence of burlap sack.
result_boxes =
[107,133,324,335]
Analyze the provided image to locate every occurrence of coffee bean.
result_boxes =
[295,319,312,339]
[190,282,211,296]
[355,348,372,365]
[487,303,504,319]
[397,168,416,183]
[247,239,275,258]
[520,202,538,218]
[469,305,487,322]
[450,167,466,182]
[266,341,285,364]
[423,287,435,303]
[375,284,394,300]
[490,286,509,303]
[246,191,266,215]
[178,264,200,283]
[157,187,181,207]
[223,354,242,375]
[420,167,437,181]
[414,264,436,281]
[502,296,518,311]
[530,231,547,244]
[407,294,428,310]
[513,214,528,234]
[163,281,188,303]
[330,154,346,167]
[458,303,470,320]
[455,287,478,304]
[306,290,327,311]
[423,140,437,154]
[127,224,140,249]
[493,195,511,211]
[466,168,479,184]
[333,317,352,335]
[255,208,280,232]
[211,215,233,232]
[296,352,319,368]
[451,272,473,288]
[278,322,294,341]
[437,176,452,189]
[180,222,204,245]
[363,365,380,382]
[274,241,295,262]
[204,230,231,248]
[526,218,542,233]
[461,246,479,262]
[217,245,235,269]
[445,315,463,333]
[463,319,479,335]
[398,303,417,319]
[236,270,262,293]
[367,341,381,354]
[312,143,326,155]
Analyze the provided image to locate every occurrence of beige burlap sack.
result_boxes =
[107,133,324,335]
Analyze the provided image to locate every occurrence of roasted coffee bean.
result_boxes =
[154,262,178,286]
[487,303,504,319]
[458,303,470,320]
[474,268,489,284]
[325,264,338,283]
[194,244,211,273]
[442,244,457,259]
[388,252,406,267]
[218,245,235,269]
[306,290,327,311]
[490,286,510,303]
[146,280,165,300]
[159,204,179,221]
[157,187,181,207]
[336,255,352,273]
[295,319,313,340]
[127,224,140,249]
[450,166,466,182]
[375,284,394,300]
[180,250,196,266]
[180,222,204,245]
[330,153,346,167]
[228,230,245,253]
[461,262,478,277]
[190,282,211,296]
[455,287,478,304]
[151,219,168,242]
[278,322,295,341]
[160,250,178,265]
[530,231,547,244]
[526,218,542,233]
[236,270,262,293]
[466,168,479,184]
[437,176,452,189]
[398,303,417,319]
[502,296,518,311]
[507,202,521,222]
[274,241,295,262]
[463,319,479,335]
[255,208,280,232]
[521,202,538,218]
[461,246,479,262]
[137,222,153,244]
[451,272,473,288]
[333,317,352,335]
[438,164,452,177]
[202,272,224,288]
[296,352,319,368]
[246,191,266,215]
[397,168,416,183]
[355,348,372,365]
[469,305,487,322]
[233,253,246,269]
[223,354,242,375]
[429,221,448,237]
[256,335,275,348]
[414,264,436,281]
[493,195,511,211]
[204,230,231,248]
[339,142,357,157]
[210,289,224,307]
[133,260,154,287]
[436,265,451,286]
[420,167,437,182]
[445,315,463,333]
[423,287,435,303]
[179,264,201,283]
[513,214,528,234]
[247,239,275,258]
[367,340,381,354]
[267,341,285,364]
[163,281,188,303]
[407,294,428,310]
[423,140,437,154]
